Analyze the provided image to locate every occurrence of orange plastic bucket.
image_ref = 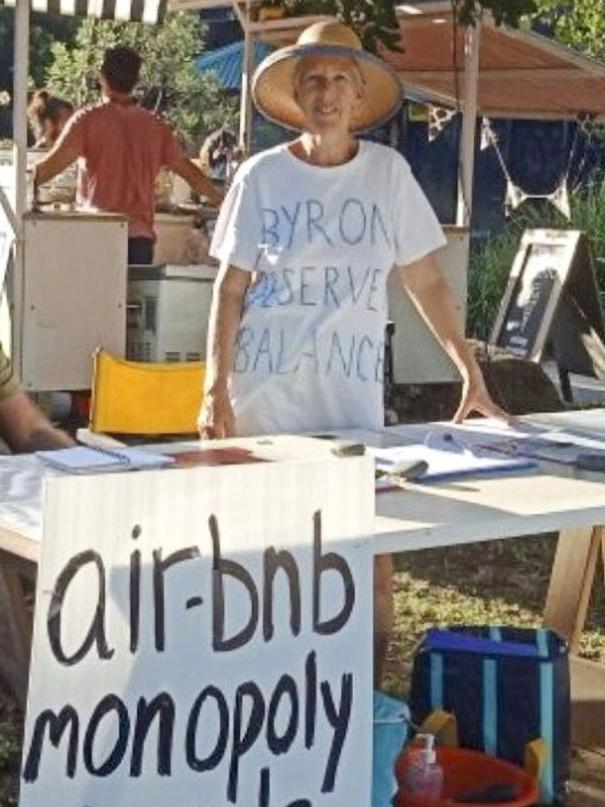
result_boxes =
[394,746,539,807]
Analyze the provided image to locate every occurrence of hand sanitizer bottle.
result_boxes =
[400,733,444,800]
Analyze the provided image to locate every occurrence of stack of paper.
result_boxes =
[36,445,175,474]
[368,443,536,485]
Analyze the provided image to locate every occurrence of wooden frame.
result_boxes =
[490,229,581,362]
[491,229,605,401]
[545,527,605,752]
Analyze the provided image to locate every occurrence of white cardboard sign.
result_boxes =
[20,457,374,807]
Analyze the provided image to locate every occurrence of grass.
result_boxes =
[385,534,605,699]
[0,704,23,806]
[467,227,520,341]
[467,180,605,341]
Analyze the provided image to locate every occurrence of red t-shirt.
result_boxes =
[57,101,185,239]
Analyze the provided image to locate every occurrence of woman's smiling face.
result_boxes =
[294,55,364,136]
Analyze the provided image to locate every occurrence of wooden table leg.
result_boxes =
[544,526,605,751]
[0,557,33,709]
[544,526,600,653]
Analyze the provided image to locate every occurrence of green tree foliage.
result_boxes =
[452,0,537,27]
[534,0,605,58]
[288,0,536,51]
[449,0,605,40]
[332,0,402,52]
[284,0,401,52]
[0,9,78,94]
[45,12,237,150]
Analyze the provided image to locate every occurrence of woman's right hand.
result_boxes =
[198,387,236,440]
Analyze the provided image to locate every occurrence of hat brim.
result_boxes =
[252,43,403,134]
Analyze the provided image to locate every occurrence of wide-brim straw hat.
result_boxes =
[252,20,403,133]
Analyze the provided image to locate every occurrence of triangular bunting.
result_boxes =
[504,180,527,216]
[549,179,571,220]
[577,112,597,138]
[428,105,457,142]
[480,117,498,151]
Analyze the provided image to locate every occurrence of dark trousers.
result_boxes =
[128,237,154,265]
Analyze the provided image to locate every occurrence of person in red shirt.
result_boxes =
[33,46,223,264]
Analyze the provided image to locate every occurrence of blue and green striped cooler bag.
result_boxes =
[410,627,570,804]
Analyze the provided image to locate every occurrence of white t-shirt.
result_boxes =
[210,140,446,436]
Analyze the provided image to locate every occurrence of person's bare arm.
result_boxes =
[395,252,510,422]
[198,265,251,439]
[33,139,80,187]
[171,156,224,208]
[0,392,73,453]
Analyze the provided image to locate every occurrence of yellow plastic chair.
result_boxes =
[88,348,204,436]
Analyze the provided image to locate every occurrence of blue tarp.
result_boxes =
[196,40,274,92]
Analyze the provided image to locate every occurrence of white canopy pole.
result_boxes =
[10,0,30,365]
[235,0,254,155]
[456,19,480,227]
[13,0,29,223]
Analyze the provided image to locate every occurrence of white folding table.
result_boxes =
[2,414,605,749]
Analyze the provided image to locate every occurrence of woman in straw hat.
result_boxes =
[199,20,509,682]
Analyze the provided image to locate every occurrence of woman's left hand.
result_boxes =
[452,373,513,424]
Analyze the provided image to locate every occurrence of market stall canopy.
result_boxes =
[385,2,605,121]
[197,0,605,122]
[0,0,165,23]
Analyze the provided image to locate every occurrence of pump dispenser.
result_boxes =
[399,733,444,800]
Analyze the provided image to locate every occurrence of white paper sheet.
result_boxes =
[367,442,535,483]
[0,454,53,541]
